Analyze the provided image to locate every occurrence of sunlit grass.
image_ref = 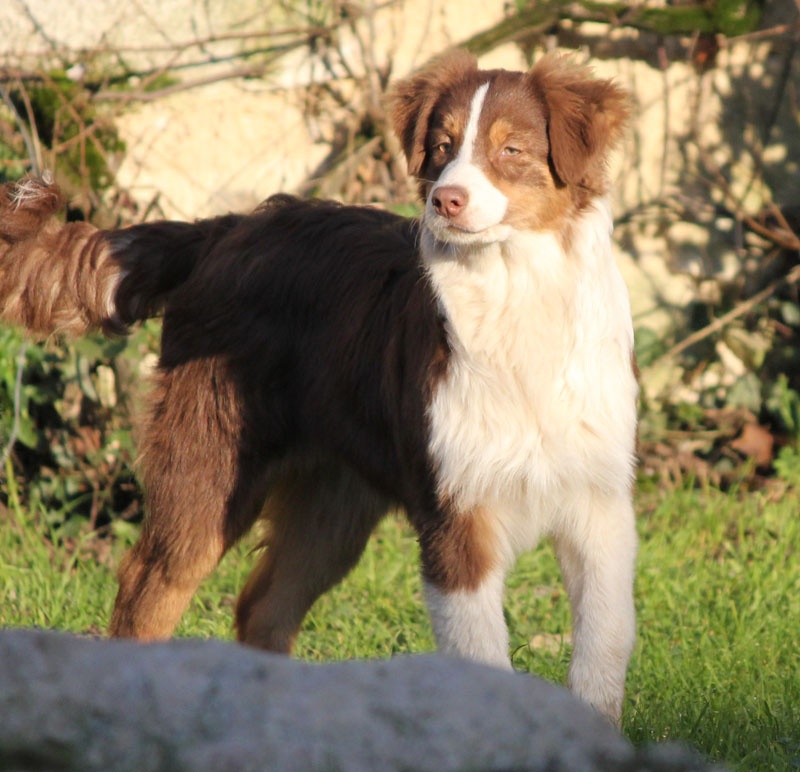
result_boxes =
[2,475,799,770]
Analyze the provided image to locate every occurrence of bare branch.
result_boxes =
[95,65,269,102]
[698,150,800,253]
[654,263,800,366]
[0,81,42,175]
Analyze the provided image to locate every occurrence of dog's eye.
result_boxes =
[434,141,452,155]
[502,146,522,157]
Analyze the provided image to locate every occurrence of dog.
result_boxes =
[0,51,637,723]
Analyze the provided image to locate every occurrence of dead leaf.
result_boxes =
[730,423,775,467]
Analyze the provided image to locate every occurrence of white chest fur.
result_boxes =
[424,200,638,550]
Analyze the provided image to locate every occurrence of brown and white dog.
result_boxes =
[0,51,637,722]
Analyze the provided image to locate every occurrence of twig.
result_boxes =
[96,64,268,102]
[8,3,399,58]
[13,0,59,55]
[5,1,400,101]
[723,22,800,46]
[0,82,41,175]
[698,149,800,252]
[653,263,800,366]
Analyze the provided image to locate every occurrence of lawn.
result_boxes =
[1,473,799,770]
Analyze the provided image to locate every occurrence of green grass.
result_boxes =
[1,479,799,770]
[627,485,800,769]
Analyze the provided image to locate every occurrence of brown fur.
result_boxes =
[417,505,498,593]
[530,54,629,196]
[99,194,447,648]
[234,456,390,651]
[0,178,120,336]
[109,356,252,639]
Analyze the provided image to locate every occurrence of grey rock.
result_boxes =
[0,629,718,771]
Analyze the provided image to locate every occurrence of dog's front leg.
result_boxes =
[553,492,637,725]
[416,508,511,669]
[423,569,511,669]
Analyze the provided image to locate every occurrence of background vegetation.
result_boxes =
[1,1,799,769]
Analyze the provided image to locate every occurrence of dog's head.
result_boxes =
[388,51,629,246]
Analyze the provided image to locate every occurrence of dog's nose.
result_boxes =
[431,186,469,220]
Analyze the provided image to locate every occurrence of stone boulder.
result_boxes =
[0,629,718,771]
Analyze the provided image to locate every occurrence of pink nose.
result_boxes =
[431,186,469,220]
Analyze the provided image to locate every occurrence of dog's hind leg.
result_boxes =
[552,491,637,725]
[109,359,266,641]
[235,458,390,653]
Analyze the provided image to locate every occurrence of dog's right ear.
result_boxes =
[387,50,478,178]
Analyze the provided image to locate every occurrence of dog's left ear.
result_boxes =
[529,55,630,188]
[387,50,478,178]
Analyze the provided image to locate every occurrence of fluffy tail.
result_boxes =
[0,176,241,337]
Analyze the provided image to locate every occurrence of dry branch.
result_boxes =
[654,263,800,367]
[459,0,765,55]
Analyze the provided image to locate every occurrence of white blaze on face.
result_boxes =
[454,81,489,167]
[426,82,510,243]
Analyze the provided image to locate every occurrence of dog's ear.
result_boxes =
[529,54,629,188]
[387,50,478,178]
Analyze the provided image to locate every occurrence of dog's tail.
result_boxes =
[0,175,240,337]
